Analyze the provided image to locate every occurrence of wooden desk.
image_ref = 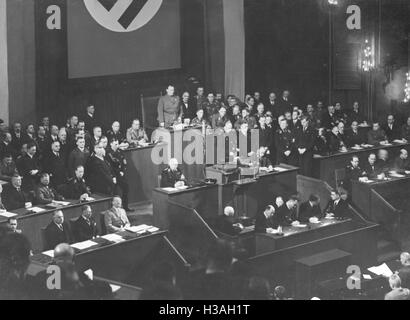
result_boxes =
[124,144,165,204]
[352,176,410,222]
[30,230,190,289]
[217,164,299,218]
[0,194,112,253]
[153,184,219,229]
[312,142,409,187]
[255,218,354,255]
[248,220,379,296]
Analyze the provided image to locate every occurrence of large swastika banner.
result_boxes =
[67,0,181,78]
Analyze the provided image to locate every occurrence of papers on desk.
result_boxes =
[42,250,54,258]
[389,173,405,178]
[363,274,372,280]
[71,240,98,251]
[351,146,363,150]
[53,201,71,206]
[294,224,308,228]
[110,284,121,293]
[362,180,375,184]
[125,225,159,234]
[85,197,95,201]
[176,185,188,190]
[101,233,125,243]
[162,187,178,192]
[273,166,288,172]
[393,139,407,144]
[0,211,17,218]
[30,207,46,213]
[368,263,393,278]
[84,269,93,280]
[362,144,374,148]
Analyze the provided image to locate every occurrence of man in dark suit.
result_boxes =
[321,105,338,130]
[376,149,390,174]
[0,133,16,159]
[325,189,349,219]
[393,149,410,174]
[64,165,91,200]
[299,195,322,223]
[211,107,228,130]
[266,93,280,119]
[215,207,243,236]
[18,142,41,191]
[348,102,366,125]
[44,210,73,250]
[67,137,90,178]
[278,90,292,116]
[10,122,24,152]
[295,116,315,176]
[275,119,297,166]
[180,91,196,121]
[277,196,299,225]
[384,115,401,142]
[73,205,99,242]
[86,143,117,195]
[43,141,68,188]
[35,173,64,205]
[161,158,186,188]
[2,174,32,210]
[344,155,365,193]
[255,205,279,233]
[83,105,100,134]
[346,121,366,147]
[106,139,131,211]
[363,153,378,179]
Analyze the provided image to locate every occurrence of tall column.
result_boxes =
[0,0,9,124]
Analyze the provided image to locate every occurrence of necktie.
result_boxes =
[58,224,63,231]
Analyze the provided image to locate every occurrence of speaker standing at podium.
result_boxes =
[161,158,186,188]
[157,85,181,128]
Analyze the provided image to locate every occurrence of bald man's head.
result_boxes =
[54,243,75,263]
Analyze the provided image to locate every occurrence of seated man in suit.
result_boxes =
[73,205,98,242]
[368,122,388,146]
[0,153,19,182]
[324,189,349,219]
[277,196,299,226]
[126,119,149,147]
[299,195,322,223]
[384,115,401,142]
[363,153,378,179]
[64,165,91,200]
[161,158,186,188]
[3,174,32,210]
[35,173,65,205]
[44,210,73,250]
[104,196,131,233]
[376,149,390,175]
[255,205,279,233]
[398,252,410,290]
[215,207,244,236]
[343,155,366,192]
[393,149,410,174]
[346,121,366,148]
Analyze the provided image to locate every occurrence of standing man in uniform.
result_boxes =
[275,119,296,166]
[107,139,131,212]
[157,85,182,128]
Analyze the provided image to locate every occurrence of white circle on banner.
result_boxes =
[83,0,163,32]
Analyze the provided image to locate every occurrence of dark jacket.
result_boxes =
[299,201,322,222]
[325,199,349,218]
[44,221,73,251]
[64,177,90,200]
[18,154,41,191]
[68,148,90,177]
[2,184,31,211]
[161,167,184,188]
[86,156,116,195]
[346,129,366,147]
[43,151,68,187]
[73,215,99,242]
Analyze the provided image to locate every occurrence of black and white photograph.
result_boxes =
[0,0,410,304]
